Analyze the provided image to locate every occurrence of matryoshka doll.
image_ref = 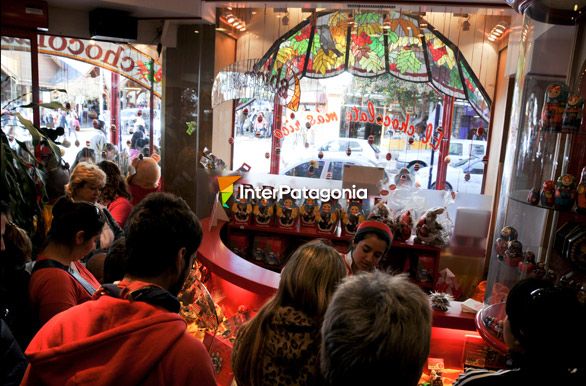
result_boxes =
[554,174,576,211]
[540,180,555,207]
[341,199,365,236]
[495,226,518,261]
[316,199,339,233]
[561,95,584,133]
[253,187,274,226]
[541,82,569,132]
[300,197,318,227]
[231,189,252,224]
[276,193,299,228]
[577,167,586,215]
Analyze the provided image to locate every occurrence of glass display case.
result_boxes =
[486,3,586,304]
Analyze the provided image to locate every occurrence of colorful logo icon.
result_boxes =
[217,176,241,208]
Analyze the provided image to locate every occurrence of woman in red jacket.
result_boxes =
[29,197,105,329]
[98,160,133,228]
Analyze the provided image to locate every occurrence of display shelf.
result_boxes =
[227,221,352,242]
[508,189,586,213]
[475,303,508,354]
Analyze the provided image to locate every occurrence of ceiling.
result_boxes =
[44,0,516,18]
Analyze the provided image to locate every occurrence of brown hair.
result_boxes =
[3,222,33,266]
[232,240,346,386]
[98,160,131,204]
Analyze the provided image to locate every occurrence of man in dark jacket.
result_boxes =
[22,193,216,385]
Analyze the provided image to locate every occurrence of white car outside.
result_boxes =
[415,158,485,194]
[395,139,487,172]
[318,138,381,164]
[281,156,390,183]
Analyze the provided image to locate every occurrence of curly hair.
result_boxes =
[65,162,106,198]
[98,160,131,204]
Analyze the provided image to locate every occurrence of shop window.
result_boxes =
[1,36,33,146]
[34,35,162,173]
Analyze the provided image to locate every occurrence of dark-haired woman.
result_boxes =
[344,220,394,274]
[29,198,105,329]
[98,160,133,228]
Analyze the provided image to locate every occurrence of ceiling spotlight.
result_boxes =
[240,27,247,32]
[194,30,199,34]
[252,11,257,15]
[227,7,232,11]
[488,35,496,42]
[574,4,578,11]
[227,17,235,23]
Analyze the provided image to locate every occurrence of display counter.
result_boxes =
[197,217,500,386]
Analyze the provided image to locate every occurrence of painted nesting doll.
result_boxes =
[576,167,586,215]
[253,195,274,226]
[495,226,518,261]
[555,174,576,211]
[561,95,584,133]
[316,199,339,233]
[231,195,253,224]
[276,194,299,228]
[342,199,365,235]
[300,197,318,226]
[540,180,555,207]
[541,82,568,132]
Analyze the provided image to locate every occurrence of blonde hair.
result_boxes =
[232,240,346,386]
[65,162,107,198]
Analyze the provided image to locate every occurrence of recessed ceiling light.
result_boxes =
[252,11,257,15]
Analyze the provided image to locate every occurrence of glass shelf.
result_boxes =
[508,189,577,212]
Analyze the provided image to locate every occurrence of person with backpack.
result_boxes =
[29,198,105,329]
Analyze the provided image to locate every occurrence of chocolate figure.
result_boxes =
[541,82,568,132]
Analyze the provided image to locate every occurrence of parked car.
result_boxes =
[318,138,381,164]
[415,157,485,194]
[281,156,390,183]
[395,138,486,172]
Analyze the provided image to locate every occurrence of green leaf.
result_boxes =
[359,55,384,73]
[40,101,66,110]
[387,31,399,44]
[310,34,321,56]
[15,113,62,162]
[369,36,385,58]
[396,50,421,73]
[291,39,309,55]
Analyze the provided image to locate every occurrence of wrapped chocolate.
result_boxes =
[414,207,448,247]
[253,193,274,226]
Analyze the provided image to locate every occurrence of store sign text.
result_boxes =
[274,111,339,139]
[32,35,162,97]
[346,101,443,150]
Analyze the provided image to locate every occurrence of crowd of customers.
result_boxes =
[1,142,585,385]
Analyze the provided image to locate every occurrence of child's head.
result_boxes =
[351,221,393,273]
[505,278,585,369]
